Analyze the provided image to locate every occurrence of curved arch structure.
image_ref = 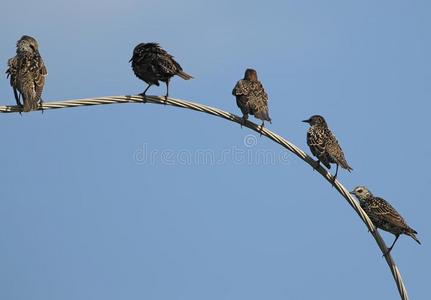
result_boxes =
[0,95,410,300]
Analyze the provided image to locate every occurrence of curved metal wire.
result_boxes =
[0,95,409,300]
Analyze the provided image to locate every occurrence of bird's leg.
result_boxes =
[14,89,22,107]
[139,84,151,103]
[164,80,170,104]
[333,164,339,182]
[18,103,23,116]
[383,235,400,257]
[14,90,23,116]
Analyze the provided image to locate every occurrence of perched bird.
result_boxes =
[129,42,193,102]
[232,68,271,128]
[350,186,420,255]
[6,35,47,112]
[302,115,352,180]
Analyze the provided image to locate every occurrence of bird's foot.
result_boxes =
[240,117,247,128]
[16,104,23,116]
[382,250,390,258]
[312,160,320,171]
[259,122,265,136]
[382,246,394,258]
[139,93,147,103]
[39,101,44,114]
[331,175,337,187]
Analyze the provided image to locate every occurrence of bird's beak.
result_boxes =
[128,57,133,63]
[302,119,310,123]
[349,191,355,195]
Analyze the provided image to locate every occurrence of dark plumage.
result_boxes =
[350,186,421,255]
[6,35,47,112]
[302,115,352,180]
[129,42,193,102]
[232,68,271,128]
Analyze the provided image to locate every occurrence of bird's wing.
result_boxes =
[6,57,18,85]
[326,131,352,171]
[235,95,250,116]
[232,80,249,96]
[248,82,271,122]
[147,44,179,77]
[33,54,47,101]
[6,57,21,106]
[155,56,177,76]
[368,197,408,228]
[6,57,17,78]
[250,82,268,104]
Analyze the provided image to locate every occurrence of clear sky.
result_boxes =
[0,1,429,299]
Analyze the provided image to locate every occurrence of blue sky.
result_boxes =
[0,1,429,299]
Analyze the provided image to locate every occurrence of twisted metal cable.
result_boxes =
[0,95,409,299]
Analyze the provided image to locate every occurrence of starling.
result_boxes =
[129,42,193,102]
[302,115,352,180]
[232,68,271,128]
[350,186,421,255]
[6,35,47,112]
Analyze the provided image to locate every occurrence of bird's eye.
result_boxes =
[357,189,363,193]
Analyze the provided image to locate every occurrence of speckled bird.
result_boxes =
[129,42,193,102]
[302,115,352,179]
[6,35,47,112]
[232,68,271,128]
[350,186,420,255]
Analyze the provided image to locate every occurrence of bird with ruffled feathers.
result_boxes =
[232,68,272,130]
[6,35,47,112]
[129,42,193,103]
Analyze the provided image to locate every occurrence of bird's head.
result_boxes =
[17,35,39,53]
[244,68,258,81]
[302,115,327,127]
[350,186,373,200]
[129,43,147,62]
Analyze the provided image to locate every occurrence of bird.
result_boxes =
[6,35,47,112]
[129,42,193,102]
[232,68,271,129]
[350,186,420,255]
[302,115,352,180]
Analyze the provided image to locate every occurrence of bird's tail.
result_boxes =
[177,70,193,80]
[407,228,421,245]
[254,109,272,124]
[339,159,353,172]
[345,164,353,172]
